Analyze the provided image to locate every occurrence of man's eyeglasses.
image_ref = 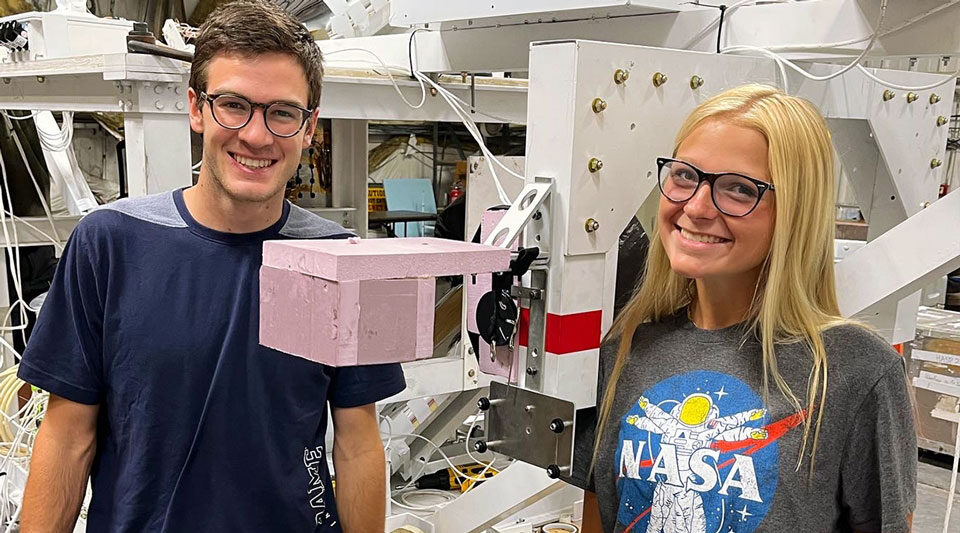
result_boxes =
[199,92,313,138]
[656,157,775,217]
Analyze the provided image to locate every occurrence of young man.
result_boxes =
[17,2,404,531]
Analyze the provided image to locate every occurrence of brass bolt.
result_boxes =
[588,157,603,173]
[614,69,630,84]
[689,75,704,90]
[906,92,919,103]
[591,97,607,113]
[930,93,941,105]
[931,158,943,169]
[585,218,600,233]
[36,76,44,83]
[882,90,895,101]
[937,116,948,127]
[652,72,668,87]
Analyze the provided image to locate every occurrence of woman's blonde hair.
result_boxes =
[594,83,847,476]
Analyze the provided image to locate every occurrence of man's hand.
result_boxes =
[21,394,98,533]
[332,403,386,533]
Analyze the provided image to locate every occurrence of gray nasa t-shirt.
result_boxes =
[587,311,916,533]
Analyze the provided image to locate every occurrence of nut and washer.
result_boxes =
[906,92,919,103]
[588,157,603,173]
[689,75,704,90]
[930,93,941,104]
[931,158,943,169]
[585,218,600,233]
[591,97,608,113]
[882,90,895,101]
[614,69,630,84]
[652,72,668,87]
[937,116,948,127]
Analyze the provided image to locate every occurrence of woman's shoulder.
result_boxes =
[821,322,904,383]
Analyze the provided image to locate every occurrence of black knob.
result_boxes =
[474,440,488,453]
[546,464,561,479]
[477,397,491,411]
[549,418,565,434]
[526,367,538,376]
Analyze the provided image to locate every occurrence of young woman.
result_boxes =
[582,84,916,533]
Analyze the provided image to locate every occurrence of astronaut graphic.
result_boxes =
[614,371,804,533]
[625,393,767,533]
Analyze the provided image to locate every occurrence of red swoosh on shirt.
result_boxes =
[622,410,808,532]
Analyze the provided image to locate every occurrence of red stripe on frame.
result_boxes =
[518,307,530,348]
[517,309,603,355]
[546,310,603,354]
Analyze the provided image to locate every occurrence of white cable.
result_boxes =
[323,41,525,205]
[323,48,427,109]
[874,0,960,40]
[721,0,887,84]
[4,113,65,246]
[412,71,514,204]
[383,431,494,483]
[0,111,38,121]
[414,72,525,181]
[855,64,960,92]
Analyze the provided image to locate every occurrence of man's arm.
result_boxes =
[332,403,386,533]
[21,394,98,533]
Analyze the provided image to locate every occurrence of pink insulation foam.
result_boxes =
[262,237,510,282]
[261,237,509,367]
[260,265,434,366]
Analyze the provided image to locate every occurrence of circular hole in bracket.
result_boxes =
[492,228,510,247]
[519,190,537,210]
[630,123,636,130]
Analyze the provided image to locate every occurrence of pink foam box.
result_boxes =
[260,237,511,367]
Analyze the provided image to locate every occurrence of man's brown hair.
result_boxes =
[189,0,323,108]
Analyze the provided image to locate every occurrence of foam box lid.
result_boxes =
[263,237,511,282]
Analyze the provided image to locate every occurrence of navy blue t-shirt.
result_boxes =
[19,189,406,532]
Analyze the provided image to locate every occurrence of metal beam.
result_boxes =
[430,461,565,533]
[835,188,960,319]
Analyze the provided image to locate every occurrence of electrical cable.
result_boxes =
[323,48,427,109]
[721,0,888,84]
[716,4,726,54]
[323,38,526,205]
[5,114,67,248]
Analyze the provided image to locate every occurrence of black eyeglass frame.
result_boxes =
[656,157,776,217]
[199,91,314,138]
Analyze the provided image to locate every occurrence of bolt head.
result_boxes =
[931,158,943,169]
[653,72,668,87]
[937,116,948,127]
[585,218,600,233]
[882,90,895,101]
[526,367,538,376]
[614,69,629,84]
[588,158,603,173]
[930,93,941,104]
[689,75,704,90]
[591,97,607,113]
[467,369,476,377]
[906,92,919,103]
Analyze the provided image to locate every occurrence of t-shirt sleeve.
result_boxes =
[18,222,106,405]
[571,341,614,492]
[328,362,405,408]
[838,357,917,532]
